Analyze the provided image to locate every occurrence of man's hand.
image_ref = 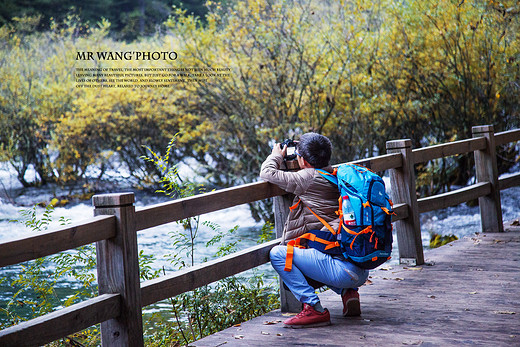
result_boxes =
[271,143,287,157]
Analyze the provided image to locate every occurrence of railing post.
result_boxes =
[93,193,144,347]
[386,139,424,266]
[472,125,504,232]
[273,194,302,313]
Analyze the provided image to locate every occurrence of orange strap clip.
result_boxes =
[342,224,373,250]
[284,233,340,272]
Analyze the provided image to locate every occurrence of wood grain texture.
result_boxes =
[192,230,520,347]
[0,294,120,347]
[92,192,135,207]
[141,239,280,307]
[391,203,408,222]
[417,182,491,213]
[273,194,302,313]
[349,152,403,172]
[94,193,144,347]
[499,172,520,190]
[0,215,116,267]
[494,128,520,146]
[412,137,486,164]
[386,139,424,265]
[472,126,504,232]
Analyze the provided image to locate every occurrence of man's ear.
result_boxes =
[301,158,314,169]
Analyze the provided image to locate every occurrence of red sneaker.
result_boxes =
[283,304,331,328]
[342,289,361,317]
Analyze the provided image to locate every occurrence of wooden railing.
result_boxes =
[1,125,519,346]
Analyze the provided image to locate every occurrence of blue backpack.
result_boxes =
[317,164,394,269]
[283,164,394,272]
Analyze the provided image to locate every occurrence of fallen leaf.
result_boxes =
[469,291,478,295]
[261,331,270,335]
[427,295,436,299]
[494,310,516,315]
[233,323,241,327]
[263,320,282,325]
[402,340,423,345]
[282,313,297,317]
[405,267,423,271]
[234,335,244,339]
[276,333,283,336]
[394,277,404,281]
[364,279,374,285]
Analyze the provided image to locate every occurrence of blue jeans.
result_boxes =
[270,245,369,306]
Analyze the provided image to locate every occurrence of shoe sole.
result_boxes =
[283,321,331,329]
[343,298,361,317]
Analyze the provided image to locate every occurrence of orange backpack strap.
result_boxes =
[284,240,295,272]
[289,199,301,210]
[284,238,304,271]
[342,224,373,250]
[306,206,337,235]
[290,198,338,236]
[284,232,340,272]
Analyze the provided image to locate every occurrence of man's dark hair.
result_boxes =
[297,133,332,169]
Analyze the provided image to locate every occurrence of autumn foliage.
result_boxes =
[0,0,518,196]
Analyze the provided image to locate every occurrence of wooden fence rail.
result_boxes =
[1,125,519,346]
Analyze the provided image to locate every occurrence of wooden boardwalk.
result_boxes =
[193,223,520,346]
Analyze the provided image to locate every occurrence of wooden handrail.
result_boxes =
[135,182,286,231]
[417,182,491,213]
[0,215,116,267]
[499,172,520,190]
[349,152,403,171]
[0,294,120,347]
[391,203,408,222]
[495,128,520,146]
[412,137,487,164]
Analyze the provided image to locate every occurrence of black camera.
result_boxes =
[280,139,300,171]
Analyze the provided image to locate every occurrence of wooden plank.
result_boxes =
[135,182,286,231]
[473,125,504,233]
[0,294,120,347]
[386,139,424,265]
[94,193,144,347]
[495,128,520,146]
[141,239,280,307]
[412,137,487,165]
[350,152,403,172]
[0,215,116,267]
[417,182,491,213]
[192,231,520,347]
[391,203,408,222]
[273,194,301,313]
[499,172,520,190]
